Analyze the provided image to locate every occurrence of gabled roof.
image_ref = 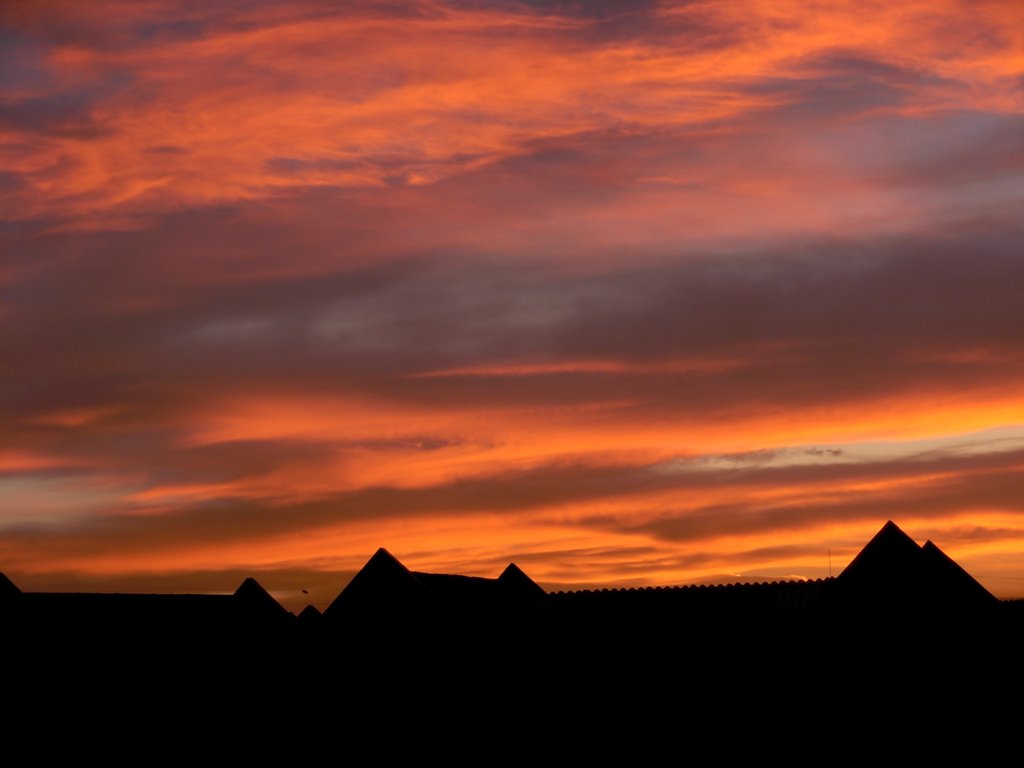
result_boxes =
[920,539,997,604]
[322,549,548,632]
[233,577,293,619]
[838,520,924,589]
[498,563,546,598]
[836,520,996,608]
[322,547,426,621]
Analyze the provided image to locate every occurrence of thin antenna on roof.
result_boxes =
[828,546,832,578]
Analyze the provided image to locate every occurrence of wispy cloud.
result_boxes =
[2,0,1023,609]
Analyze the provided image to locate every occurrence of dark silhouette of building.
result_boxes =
[833,519,996,610]
[320,546,546,654]
[3,520,1021,709]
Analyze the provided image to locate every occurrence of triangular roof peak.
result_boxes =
[323,546,425,619]
[233,576,264,596]
[233,576,291,618]
[838,520,922,582]
[837,521,996,609]
[297,604,323,626]
[357,547,420,584]
[498,563,546,597]
[368,546,405,567]
[920,539,997,604]
[876,519,916,542]
[499,563,527,579]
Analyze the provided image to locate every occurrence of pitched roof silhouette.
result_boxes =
[498,563,547,598]
[2,520,1009,675]
[321,549,549,656]
[297,604,322,623]
[322,546,426,621]
[233,577,293,620]
[838,519,924,588]
[323,524,1002,636]
[920,539,997,605]
[325,548,548,619]
[0,572,21,600]
[836,519,996,609]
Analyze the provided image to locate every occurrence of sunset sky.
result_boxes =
[3,0,1023,612]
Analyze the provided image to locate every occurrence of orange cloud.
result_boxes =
[3,1,1023,607]
[3,0,1019,230]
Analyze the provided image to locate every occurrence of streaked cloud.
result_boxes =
[2,0,1022,610]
